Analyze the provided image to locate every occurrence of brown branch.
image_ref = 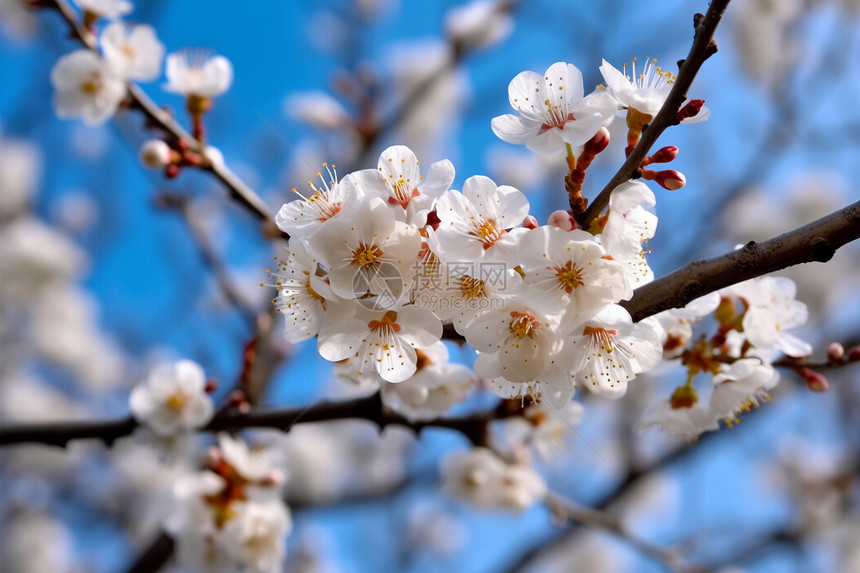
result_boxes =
[622,200,860,322]
[577,0,730,229]
[0,392,502,448]
[44,0,275,223]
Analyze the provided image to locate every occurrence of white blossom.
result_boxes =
[567,305,663,398]
[638,401,718,440]
[163,49,233,98]
[491,61,616,154]
[75,0,132,20]
[709,358,780,424]
[434,174,529,263]
[221,501,291,573]
[307,195,421,304]
[0,133,40,217]
[380,341,475,421]
[599,57,709,122]
[100,22,164,81]
[317,306,442,383]
[518,226,632,322]
[346,144,455,227]
[50,50,127,126]
[444,0,513,50]
[271,238,335,343]
[275,164,359,238]
[441,447,546,511]
[129,360,214,436]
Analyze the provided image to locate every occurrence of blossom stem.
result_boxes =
[42,0,276,226]
[577,0,730,229]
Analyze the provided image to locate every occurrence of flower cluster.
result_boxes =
[640,276,813,440]
[271,142,666,422]
[166,434,290,573]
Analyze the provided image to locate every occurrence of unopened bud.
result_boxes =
[583,127,611,156]
[799,367,829,392]
[827,342,845,363]
[165,164,180,179]
[522,215,539,229]
[204,378,219,394]
[678,99,705,122]
[139,140,173,169]
[548,210,575,231]
[653,169,686,191]
[849,346,860,362]
[649,146,679,164]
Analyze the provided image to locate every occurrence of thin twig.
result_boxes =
[544,492,692,572]
[44,0,274,223]
[578,0,730,229]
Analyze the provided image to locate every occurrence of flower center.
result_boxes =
[509,311,540,339]
[351,242,384,268]
[583,326,618,353]
[166,391,188,412]
[81,74,102,95]
[388,180,420,209]
[304,273,325,302]
[551,260,584,293]
[540,109,575,131]
[415,348,432,372]
[470,219,506,250]
[627,56,675,91]
[292,163,341,221]
[460,275,487,299]
[368,310,402,334]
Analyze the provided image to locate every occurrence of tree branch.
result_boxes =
[0,392,502,448]
[578,0,730,228]
[622,200,860,322]
[44,0,275,223]
[544,492,692,572]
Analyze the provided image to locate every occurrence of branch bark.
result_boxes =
[0,392,499,448]
[578,0,730,229]
[622,200,860,321]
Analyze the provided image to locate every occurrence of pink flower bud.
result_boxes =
[139,140,172,169]
[654,169,686,191]
[799,367,829,392]
[547,210,575,231]
[827,342,845,363]
[583,127,611,156]
[522,215,539,229]
[650,146,679,164]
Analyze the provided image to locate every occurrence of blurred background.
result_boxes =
[2,0,860,572]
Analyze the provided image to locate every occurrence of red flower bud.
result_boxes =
[799,367,829,392]
[650,146,679,164]
[583,127,611,156]
[522,215,539,229]
[678,99,705,122]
